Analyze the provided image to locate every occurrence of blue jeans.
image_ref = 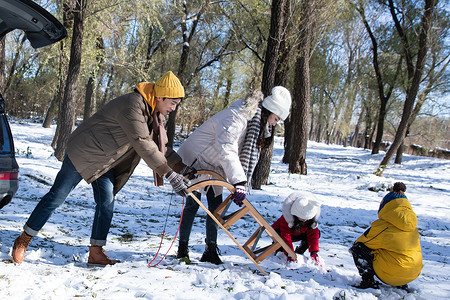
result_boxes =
[179,187,222,245]
[24,155,115,246]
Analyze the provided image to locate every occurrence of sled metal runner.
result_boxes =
[187,170,297,276]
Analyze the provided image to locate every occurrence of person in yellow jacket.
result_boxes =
[349,182,423,289]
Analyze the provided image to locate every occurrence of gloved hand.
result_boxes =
[311,251,321,266]
[230,184,246,207]
[165,171,190,197]
[182,165,197,180]
[287,256,298,263]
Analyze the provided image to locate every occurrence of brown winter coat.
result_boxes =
[67,91,185,195]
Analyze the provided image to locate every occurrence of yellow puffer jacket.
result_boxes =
[356,197,423,286]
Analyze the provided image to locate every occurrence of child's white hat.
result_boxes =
[290,194,320,220]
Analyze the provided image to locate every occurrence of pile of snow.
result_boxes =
[1,121,449,299]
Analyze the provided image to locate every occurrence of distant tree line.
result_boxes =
[0,0,448,181]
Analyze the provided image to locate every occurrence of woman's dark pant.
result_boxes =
[349,242,376,281]
[179,187,223,244]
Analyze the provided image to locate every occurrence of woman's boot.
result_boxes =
[200,243,222,265]
[176,241,189,259]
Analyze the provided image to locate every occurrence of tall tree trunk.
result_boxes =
[282,118,291,163]
[43,93,59,128]
[368,119,377,150]
[395,104,420,164]
[54,0,86,161]
[355,3,401,155]
[43,1,70,128]
[167,1,209,147]
[363,130,371,149]
[83,76,94,121]
[82,35,104,121]
[377,0,435,175]
[252,0,287,189]
[3,35,26,98]
[395,140,405,164]
[252,142,275,187]
[290,57,310,174]
[277,0,293,165]
[314,95,326,143]
[43,46,65,128]
[143,26,164,74]
[372,99,387,153]
[394,58,441,164]
[261,0,287,96]
[289,0,316,175]
[350,106,364,147]
[315,122,322,143]
[100,66,114,108]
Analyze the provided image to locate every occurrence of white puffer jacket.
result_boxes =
[178,91,263,194]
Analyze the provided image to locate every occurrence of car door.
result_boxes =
[0,0,66,209]
[0,0,67,48]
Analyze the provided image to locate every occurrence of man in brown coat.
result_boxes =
[11,71,195,266]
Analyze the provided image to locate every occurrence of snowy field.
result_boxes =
[0,120,449,299]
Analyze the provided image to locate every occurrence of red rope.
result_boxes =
[148,195,185,267]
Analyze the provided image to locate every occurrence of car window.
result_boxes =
[0,116,12,154]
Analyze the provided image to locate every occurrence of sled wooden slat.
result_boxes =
[216,206,250,229]
[243,226,264,251]
[187,170,297,275]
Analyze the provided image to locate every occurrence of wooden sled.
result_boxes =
[187,170,297,276]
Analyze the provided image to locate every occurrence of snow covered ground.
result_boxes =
[1,120,449,299]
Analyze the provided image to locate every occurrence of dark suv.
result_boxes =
[0,94,18,209]
[0,0,66,209]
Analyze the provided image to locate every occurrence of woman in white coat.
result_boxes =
[177,86,292,264]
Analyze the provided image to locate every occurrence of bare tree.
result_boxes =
[377,0,436,175]
[252,0,288,189]
[54,0,87,161]
[166,1,211,148]
[43,41,67,128]
[289,0,320,174]
[354,1,402,154]
[3,35,27,98]
[166,0,240,147]
[43,1,72,128]
[395,53,450,163]
[83,35,105,121]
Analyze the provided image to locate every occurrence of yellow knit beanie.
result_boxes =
[154,71,185,98]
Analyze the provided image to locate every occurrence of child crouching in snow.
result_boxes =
[272,192,321,265]
[349,182,422,290]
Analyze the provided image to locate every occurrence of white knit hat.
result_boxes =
[290,194,320,220]
[262,86,292,120]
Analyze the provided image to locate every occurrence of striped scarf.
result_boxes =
[239,105,262,190]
